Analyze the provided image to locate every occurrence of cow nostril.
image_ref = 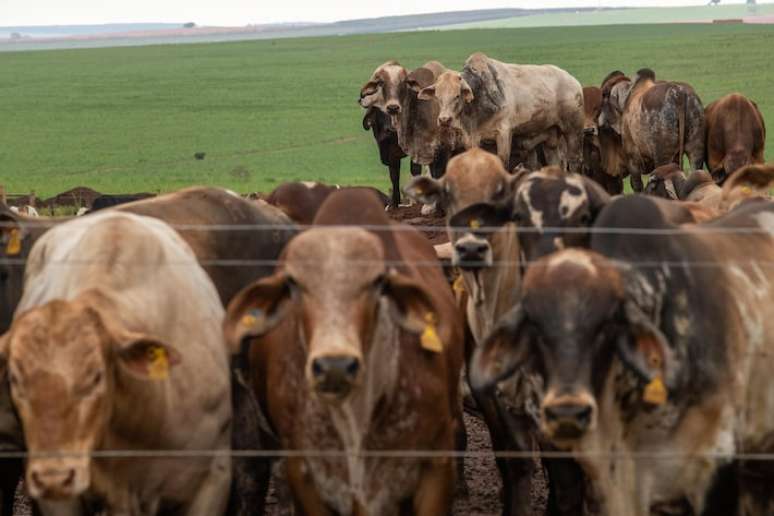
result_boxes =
[386,104,400,114]
[545,403,593,426]
[312,359,324,378]
[475,244,489,255]
[62,469,75,488]
[345,358,359,377]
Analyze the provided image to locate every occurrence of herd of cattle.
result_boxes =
[0,51,773,516]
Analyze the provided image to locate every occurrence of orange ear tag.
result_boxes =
[241,313,257,328]
[643,376,667,405]
[6,229,21,256]
[420,312,443,353]
[147,346,170,380]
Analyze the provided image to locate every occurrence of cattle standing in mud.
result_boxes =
[417,52,585,173]
[598,69,705,192]
[406,148,586,516]
[472,195,774,515]
[224,190,464,516]
[1,212,232,515]
[704,93,766,184]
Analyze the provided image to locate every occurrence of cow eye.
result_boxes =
[76,371,103,397]
[372,274,387,293]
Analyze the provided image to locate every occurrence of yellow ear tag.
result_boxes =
[452,275,466,294]
[147,346,169,380]
[420,312,443,353]
[643,376,667,405]
[469,219,481,229]
[241,313,257,328]
[741,186,752,195]
[6,229,21,256]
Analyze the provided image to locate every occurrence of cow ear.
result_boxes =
[470,304,530,393]
[0,211,25,257]
[223,272,293,356]
[382,271,452,354]
[616,300,676,403]
[360,80,379,99]
[417,85,436,101]
[404,176,446,208]
[722,164,774,200]
[117,336,182,381]
[581,176,612,221]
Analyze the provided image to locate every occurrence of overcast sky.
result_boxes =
[0,0,756,27]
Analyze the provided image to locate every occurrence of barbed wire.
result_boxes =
[4,258,774,270]
[2,220,774,236]
[0,448,772,461]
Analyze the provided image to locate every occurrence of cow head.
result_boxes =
[418,71,474,129]
[404,148,522,271]
[224,227,449,403]
[0,292,180,500]
[359,61,408,116]
[512,168,611,262]
[598,71,631,135]
[644,163,687,201]
[470,249,675,447]
[712,149,753,185]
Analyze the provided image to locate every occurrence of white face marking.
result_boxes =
[301,181,318,189]
[519,181,543,229]
[547,249,598,276]
[559,177,588,220]
[755,212,774,237]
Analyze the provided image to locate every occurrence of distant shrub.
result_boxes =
[183,22,196,29]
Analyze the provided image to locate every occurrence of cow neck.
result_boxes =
[314,299,400,455]
[464,223,521,343]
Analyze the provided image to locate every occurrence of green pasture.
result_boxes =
[1,22,773,199]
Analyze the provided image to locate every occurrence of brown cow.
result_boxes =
[473,196,774,514]
[1,212,232,514]
[704,92,766,184]
[598,69,705,192]
[582,86,624,194]
[0,187,297,516]
[265,181,391,224]
[223,190,464,515]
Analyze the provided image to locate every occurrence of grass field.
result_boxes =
[439,4,774,29]
[1,22,774,198]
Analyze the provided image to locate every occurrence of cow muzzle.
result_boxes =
[309,354,362,401]
[541,394,596,444]
[385,102,401,115]
[27,458,89,500]
[438,116,452,127]
[453,237,493,271]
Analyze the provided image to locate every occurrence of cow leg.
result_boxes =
[630,171,644,192]
[286,457,333,516]
[183,454,231,516]
[413,457,455,516]
[389,162,401,209]
[497,129,514,171]
[225,371,272,516]
[564,130,583,174]
[410,161,422,177]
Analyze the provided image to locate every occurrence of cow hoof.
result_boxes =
[421,204,437,216]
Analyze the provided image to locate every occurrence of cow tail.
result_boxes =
[677,89,686,169]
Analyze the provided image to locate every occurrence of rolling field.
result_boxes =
[1,22,774,198]
[439,3,774,29]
